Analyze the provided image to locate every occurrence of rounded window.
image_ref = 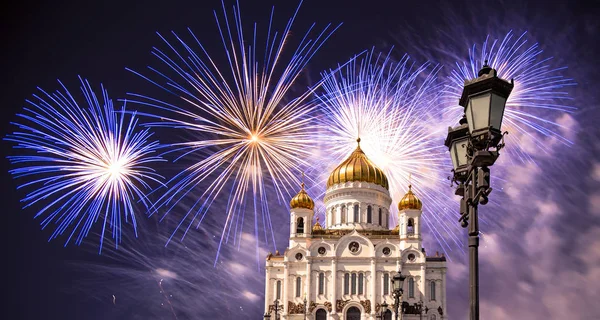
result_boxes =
[295,252,303,261]
[348,241,360,253]
[318,247,326,255]
[382,247,391,256]
[408,253,416,262]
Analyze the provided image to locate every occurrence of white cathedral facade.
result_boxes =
[264,140,447,320]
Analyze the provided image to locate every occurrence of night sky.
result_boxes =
[2,0,599,319]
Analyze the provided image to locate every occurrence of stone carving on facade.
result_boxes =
[336,299,349,313]
[308,301,317,313]
[438,306,443,316]
[324,301,333,312]
[288,301,305,314]
[360,300,371,314]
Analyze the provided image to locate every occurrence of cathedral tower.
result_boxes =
[398,185,423,251]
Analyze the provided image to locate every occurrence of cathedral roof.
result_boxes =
[290,182,314,210]
[398,184,422,210]
[327,138,389,190]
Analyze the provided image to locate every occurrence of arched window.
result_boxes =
[385,213,389,228]
[367,205,372,223]
[430,281,436,301]
[318,273,325,295]
[407,218,414,234]
[276,280,281,300]
[351,273,357,294]
[344,273,350,295]
[341,205,346,223]
[358,273,364,295]
[347,307,361,319]
[408,277,414,298]
[296,217,304,234]
[315,309,327,320]
[353,204,359,222]
[383,273,389,295]
[296,277,302,297]
[378,208,382,226]
[383,310,392,320]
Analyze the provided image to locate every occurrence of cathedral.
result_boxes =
[264,139,447,320]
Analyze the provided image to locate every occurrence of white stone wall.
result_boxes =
[264,181,446,320]
[265,232,446,319]
[324,182,392,230]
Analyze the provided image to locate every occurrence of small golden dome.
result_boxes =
[398,185,422,210]
[391,223,400,235]
[290,182,314,210]
[312,217,323,232]
[327,138,389,189]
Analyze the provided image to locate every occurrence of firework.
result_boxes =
[313,49,464,255]
[5,78,164,252]
[444,31,576,163]
[126,1,340,262]
[74,214,265,320]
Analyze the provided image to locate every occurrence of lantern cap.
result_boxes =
[458,63,514,109]
[444,123,469,149]
[478,60,493,77]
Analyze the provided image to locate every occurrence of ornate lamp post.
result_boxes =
[391,271,406,320]
[264,299,283,320]
[377,301,389,319]
[416,300,428,320]
[444,61,513,320]
[303,295,307,320]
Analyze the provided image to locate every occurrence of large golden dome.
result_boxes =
[290,182,315,210]
[398,185,422,210]
[327,138,389,189]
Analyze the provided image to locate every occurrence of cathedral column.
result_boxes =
[370,258,376,317]
[442,269,447,319]
[420,265,426,301]
[331,259,337,315]
[283,262,289,315]
[306,259,312,308]
[265,266,271,313]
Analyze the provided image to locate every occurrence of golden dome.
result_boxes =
[290,182,314,210]
[327,138,389,189]
[312,217,323,232]
[398,185,422,210]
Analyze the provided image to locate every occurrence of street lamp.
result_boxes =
[304,295,307,320]
[264,299,283,320]
[377,301,389,319]
[444,61,513,320]
[391,271,406,320]
[416,300,428,320]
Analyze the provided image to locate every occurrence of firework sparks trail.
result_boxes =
[444,30,576,163]
[5,77,165,252]
[126,0,340,264]
[311,48,465,256]
[159,278,178,320]
[75,213,265,319]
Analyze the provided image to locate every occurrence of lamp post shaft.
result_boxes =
[467,168,480,320]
